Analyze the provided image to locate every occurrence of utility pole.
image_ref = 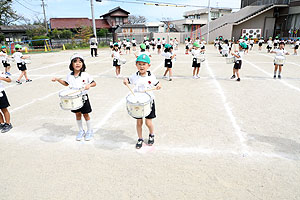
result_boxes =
[90,0,97,38]
[41,0,48,34]
[207,0,211,44]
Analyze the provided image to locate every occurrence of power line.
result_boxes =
[14,0,43,14]
[23,0,40,7]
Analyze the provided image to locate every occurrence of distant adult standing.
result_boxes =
[90,35,98,57]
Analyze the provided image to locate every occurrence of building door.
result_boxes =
[264,17,276,38]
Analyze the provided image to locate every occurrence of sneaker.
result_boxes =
[231,75,236,79]
[278,75,281,79]
[236,78,240,81]
[26,79,32,82]
[162,76,168,79]
[273,75,276,79]
[85,130,93,141]
[0,123,5,130]
[16,80,22,84]
[196,75,200,79]
[169,78,172,81]
[76,130,85,141]
[193,75,197,79]
[1,123,12,133]
[136,138,144,149]
[148,134,154,145]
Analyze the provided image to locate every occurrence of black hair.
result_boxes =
[279,41,285,46]
[164,47,170,53]
[224,39,229,44]
[141,49,145,52]
[69,57,86,72]
[113,45,119,51]
[91,34,95,38]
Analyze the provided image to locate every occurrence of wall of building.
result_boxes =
[232,8,274,39]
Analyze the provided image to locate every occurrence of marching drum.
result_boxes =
[226,56,236,64]
[196,54,205,63]
[59,89,84,110]
[274,56,285,65]
[6,58,14,63]
[120,58,126,64]
[290,45,295,49]
[126,92,152,118]
[24,59,31,64]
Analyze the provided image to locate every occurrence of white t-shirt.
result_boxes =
[90,38,98,48]
[126,41,131,48]
[0,72,9,92]
[274,39,279,44]
[0,51,8,62]
[162,39,166,44]
[239,39,244,43]
[259,39,264,44]
[132,39,136,44]
[295,41,300,46]
[267,40,273,47]
[145,41,150,46]
[191,49,201,58]
[185,40,189,46]
[66,72,94,95]
[161,52,172,59]
[222,44,229,51]
[234,50,244,61]
[112,50,120,60]
[273,49,288,57]
[109,41,113,46]
[12,52,23,63]
[128,71,159,99]
[117,41,122,47]
[156,40,161,45]
[250,40,254,44]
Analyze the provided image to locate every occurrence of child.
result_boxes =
[249,37,254,50]
[221,40,230,57]
[12,44,32,84]
[123,38,127,51]
[162,37,166,49]
[271,42,289,79]
[132,37,137,51]
[214,37,218,48]
[0,46,12,76]
[151,38,156,51]
[162,44,176,81]
[174,37,179,51]
[89,34,98,57]
[190,42,204,79]
[231,42,246,82]
[294,38,299,55]
[218,37,223,54]
[258,37,264,51]
[52,54,96,141]
[112,43,122,77]
[273,36,279,49]
[134,44,151,58]
[117,38,122,53]
[185,38,189,54]
[145,38,150,52]
[0,72,13,133]
[125,39,131,54]
[156,38,162,54]
[244,37,249,54]
[109,39,113,50]
[123,54,162,149]
[267,37,273,53]
[200,37,206,50]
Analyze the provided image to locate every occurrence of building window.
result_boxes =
[115,17,123,25]
[148,27,159,32]
[196,15,201,19]
[189,15,195,19]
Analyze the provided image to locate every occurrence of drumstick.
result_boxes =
[66,88,85,96]
[143,88,157,92]
[126,84,135,96]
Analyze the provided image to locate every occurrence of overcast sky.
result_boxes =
[13,0,241,23]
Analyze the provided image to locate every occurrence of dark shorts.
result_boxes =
[2,61,10,68]
[267,45,272,50]
[71,95,92,114]
[164,59,172,68]
[185,45,189,50]
[110,45,113,48]
[295,45,299,50]
[218,45,222,50]
[113,59,120,67]
[135,101,156,119]
[133,43,137,47]
[192,58,200,67]
[234,60,242,70]
[250,44,253,47]
[126,47,130,50]
[274,43,278,47]
[157,45,161,49]
[201,46,205,50]
[259,43,263,46]
[17,63,27,71]
[146,45,150,49]
[245,45,249,50]
[0,91,10,109]
[123,44,126,48]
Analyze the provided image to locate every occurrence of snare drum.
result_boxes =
[59,89,84,110]
[226,57,236,64]
[24,59,31,64]
[6,58,14,63]
[274,56,285,65]
[120,58,126,64]
[126,92,152,118]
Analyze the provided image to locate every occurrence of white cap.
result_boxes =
[70,53,84,61]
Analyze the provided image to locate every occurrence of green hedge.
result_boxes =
[31,36,50,47]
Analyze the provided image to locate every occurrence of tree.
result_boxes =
[97,28,108,37]
[26,26,47,38]
[0,0,21,25]
[75,26,93,43]
[61,30,73,39]
[128,15,147,24]
[0,33,5,42]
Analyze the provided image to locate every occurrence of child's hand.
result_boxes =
[123,78,129,85]
[84,84,91,90]
[156,83,162,90]
[51,77,57,82]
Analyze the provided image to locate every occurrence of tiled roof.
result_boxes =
[50,18,111,29]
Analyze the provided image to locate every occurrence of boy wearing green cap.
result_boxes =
[123,54,162,149]
[249,37,254,50]
[12,44,32,84]
[156,38,162,54]
[131,37,137,51]
[162,44,176,81]
[125,39,131,54]
[274,36,279,49]
[190,42,205,78]
[0,46,12,75]
[267,37,273,53]
[258,37,264,51]
[230,43,245,82]
[134,43,152,58]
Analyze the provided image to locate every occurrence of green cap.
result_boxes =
[15,44,22,49]
[216,37,218,39]
[164,44,171,48]
[275,36,279,39]
[239,42,247,49]
[193,42,200,48]
[170,37,173,39]
[1,45,6,49]
[118,38,120,40]
[127,39,129,41]
[163,37,165,39]
[185,38,188,40]
[133,37,135,39]
[261,37,263,39]
[202,37,205,40]
[136,54,150,64]
[140,43,146,50]
[113,43,119,46]
[158,38,160,40]
[147,37,149,40]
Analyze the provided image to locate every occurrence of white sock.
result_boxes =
[86,120,92,132]
[76,120,83,131]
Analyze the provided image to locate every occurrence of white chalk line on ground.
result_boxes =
[9,57,137,113]
[244,59,300,93]
[253,51,300,67]
[205,61,248,154]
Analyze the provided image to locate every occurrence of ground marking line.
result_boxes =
[205,61,248,154]
[244,59,300,93]
[253,51,300,67]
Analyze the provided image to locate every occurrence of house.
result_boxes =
[0,25,41,42]
[100,6,130,28]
